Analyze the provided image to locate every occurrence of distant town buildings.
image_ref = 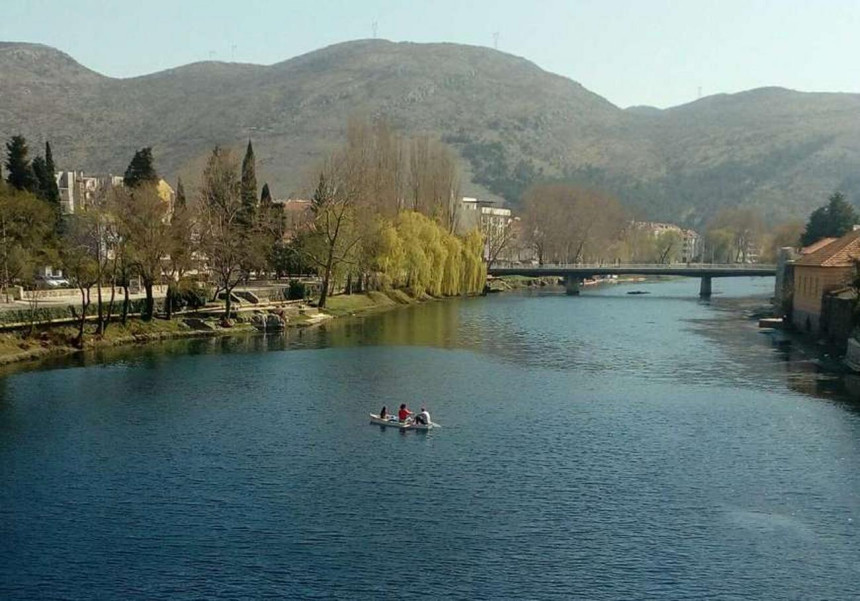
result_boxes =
[455,197,514,262]
[55,171,175,214]
[632,221,701,263]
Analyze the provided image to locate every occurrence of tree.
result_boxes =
[301,169,362,308]
[0,185,54,300]
[521,183,628,264]
[760,220,804,263]
[654,230,683,264]
[260,182,272,205]
[5,135,36,193]
[61,212,100,347]
[801,192,857,246]
[175,177,187,208]
[123,147,158,188]
[240,139,258,223]
[198,147,257,318]
[113,185,172,320]
[163,196,196,319]
[705,207,763,263]
[43,142,61,206]
[30,156,50,201]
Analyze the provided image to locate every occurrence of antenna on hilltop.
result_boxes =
[232,45,237,61]
[493,32,500,50]
[208,50,215,60]
[372,21,378,39]
[697,86,702,99]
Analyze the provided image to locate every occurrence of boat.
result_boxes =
[369,413,435,431]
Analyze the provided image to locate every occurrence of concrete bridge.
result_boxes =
[488,263,777,297]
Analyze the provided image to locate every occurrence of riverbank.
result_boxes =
[0,288,444,368]
[487,274,659,292]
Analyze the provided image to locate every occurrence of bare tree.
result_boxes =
[198,147,257,319]
[113,184,173,320]
[522,183,628,264]
[61,213,100,348]
[302,168,362,308]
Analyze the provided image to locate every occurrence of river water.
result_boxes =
[1,277,858,600]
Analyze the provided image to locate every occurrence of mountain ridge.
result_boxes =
[1,39,858,225]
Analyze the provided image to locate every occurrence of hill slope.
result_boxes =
[1,40,858,225]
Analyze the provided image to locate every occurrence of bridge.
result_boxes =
[487,263,777,297]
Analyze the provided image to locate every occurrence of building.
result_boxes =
[454,197,513,262]
[632,221,701,263]
[56,171,117,214]
[55,172,174,214]
[791,229,860,333]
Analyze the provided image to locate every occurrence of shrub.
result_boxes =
[286,280,307,300]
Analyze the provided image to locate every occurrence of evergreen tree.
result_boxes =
[801,191,858,245]
[123,147,158,188]
[31,156,50,201]
[240,139,258,218]
[5,135,36,192]
[43,141,61,205]
[175,177,186,208]
[260,182,272,204]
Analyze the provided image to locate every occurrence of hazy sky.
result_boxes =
[3,0,859,108]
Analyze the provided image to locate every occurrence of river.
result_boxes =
[1,277,858,600]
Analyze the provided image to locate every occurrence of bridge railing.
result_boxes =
[493,263,777,271]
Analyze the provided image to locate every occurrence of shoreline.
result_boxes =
[0,288,451,372]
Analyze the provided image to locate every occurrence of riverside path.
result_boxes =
[487,263,777,297]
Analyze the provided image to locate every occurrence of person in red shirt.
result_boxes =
[398,403,413,422]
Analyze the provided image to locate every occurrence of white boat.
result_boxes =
[369,413,435,431]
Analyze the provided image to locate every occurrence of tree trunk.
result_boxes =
[104,282,116,334]
[143,280,154,321]
[224,288,232,319]
[122,284,130,325]
[318,259,333,308]
[165,284,174,320]
[75,286,89,348]
[96,280,104,335]
[345,272,352,295]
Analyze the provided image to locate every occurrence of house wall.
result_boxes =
[820,294,855,350]
[792,265,852,332]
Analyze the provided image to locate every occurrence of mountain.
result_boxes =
[1,39,859,226]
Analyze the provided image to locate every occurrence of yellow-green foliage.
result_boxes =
[461,229,487,293]
[370,211,484,296]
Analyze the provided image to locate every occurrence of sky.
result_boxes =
[3,0,859,108]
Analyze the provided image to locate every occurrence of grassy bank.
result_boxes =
[0,288,436,369]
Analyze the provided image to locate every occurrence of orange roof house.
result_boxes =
[792,230,860,333]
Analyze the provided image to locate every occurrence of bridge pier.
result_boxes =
[564,276,582,296]
[699,276,712,298]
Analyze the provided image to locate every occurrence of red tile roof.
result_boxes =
[795,230,860,267]
[800,237,837,255]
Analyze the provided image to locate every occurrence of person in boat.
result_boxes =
[415,406,431,426]
[398,403,413,422]
[379,405,388,419]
